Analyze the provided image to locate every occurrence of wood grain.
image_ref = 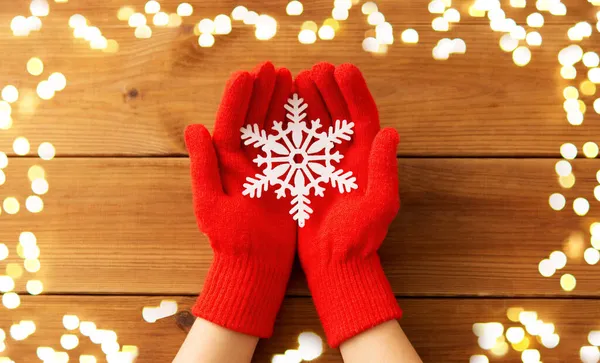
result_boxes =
[0,296,596,362]
[1,157,598,296]
[0,1,597,156]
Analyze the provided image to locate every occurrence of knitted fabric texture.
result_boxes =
[185,62,296,338]
[295,62,402,348]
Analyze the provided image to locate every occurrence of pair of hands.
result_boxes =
[185,62,401,348]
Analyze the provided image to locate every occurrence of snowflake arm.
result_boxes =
[329,169,358,193]
[241,124,269,148]
[242,174,271,198]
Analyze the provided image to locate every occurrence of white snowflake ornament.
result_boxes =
[240,93,358,227]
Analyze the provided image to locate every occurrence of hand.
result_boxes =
[184,62,296,338]
[295,63,402,348]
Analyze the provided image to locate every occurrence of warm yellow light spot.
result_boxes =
[0,276,15,292]
[512,46,531,66]
[559,45,583,66]
[538,258,556,277]
[26,196,44,213]
[168,13,183,27]
[362,1,378,14]
[214,14,232,35]
[561,65,577,80]
[525,32,542,46]
[0,100,10,116]
[101,340,120,354]
[122,345,139,356]
[375,23,393,44]
[37,142,56,160]
[367,11,385,26]
[583,142,599,158]
[144,0,160,14]
[3,197,20,214]
[443,8,460,23]
[564,99,579,113]
[526,12,544,27]
[595,99,600,114]
[560,143,577,159]
[153,12,169,26]
[2,85,18,103]
[541,333,560,349]
[510,26,526,40]
[559,173,575,188]
[23,244,40,259]
[28,165,45,182]
[578,99,586,112]
[79,356,97,363]
[128,13,146,27]
[54,352,69,363]
[432,17,449,31]
[287,1,303,16]
[592,222,600,236]
[26,280,43,295]
[243,11,259,25]
[6,263,23,278]
[468,6,485,17]
[581,346,600,362]
[332,7,349,21]
[301,21,318,32]
[11,16,30,36]
[589,68,600,83]
[231,6,248,21]
[17,244,25,259]
[198,33,215,47]
[505,326,525,344]
[576,22,593,37]
[581,81,596,96]
[498,34,517,52]
[550,251,568,271]
[318,25,335,40]
[2,292,20,309]
[83,26,101,42]
[73,26,87,39]
[177,3,193,17]
[401,29,418,44]
[37,80,55,100]
[13,136,30,155]
[595,186,600,202]
[38,347,55,360]
[63,315,79,330]
[555,160,572,176]
[117,6,134,21]
[583,52,600,68]
[24,259,41,273]
[567,111,583,125]
[31,178,49,195]
[506,307,524,322]
[135,25,152,39]
[298,29,317,44]
[47,73,67,92]
[103,39,119,53]
[585,247,600,265]
[27,57,44,76]
[79,321,96,337]
[198,18,215,34]
[573,197,590,216]
[560,273,576,291]
[60,334,79,350]
[0,170,4,185]
[30,0,49,17]
[469,355,489,363]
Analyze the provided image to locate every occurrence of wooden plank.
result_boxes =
[0,296,597,362]
[0,1,598,156]
[1,158,598,296]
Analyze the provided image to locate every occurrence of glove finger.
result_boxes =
[212,71,254,152]
[311,62,351,125]
[245,61,277,128]
[265,67,293,131]
[366,128,400,211]
[185,124,225,203]
[295,70,331,129]
[334,64,380,147]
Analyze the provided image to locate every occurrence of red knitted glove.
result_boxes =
[184,62,296,338]
[296,63,402,348]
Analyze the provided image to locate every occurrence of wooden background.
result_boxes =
[0,0,599,362]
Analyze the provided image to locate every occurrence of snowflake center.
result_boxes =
[289,150,308,167]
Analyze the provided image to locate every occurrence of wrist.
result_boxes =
[193,252,292,338]
[305,254,402,348]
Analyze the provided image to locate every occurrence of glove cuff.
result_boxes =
[192,253,291,338]
[306,254,402,348]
